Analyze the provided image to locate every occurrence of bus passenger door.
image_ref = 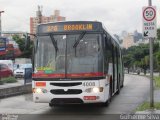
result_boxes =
[104,36,113,98]
[115,47,119,93]
[112,44,118,94]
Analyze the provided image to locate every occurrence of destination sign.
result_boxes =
[38,22,101,33]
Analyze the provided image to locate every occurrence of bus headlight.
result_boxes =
[85,87,103,93]
[92,87,99,93]
[33,88,47,93]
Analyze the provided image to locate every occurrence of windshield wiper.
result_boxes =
[50,34,58,51]
[73,32,86,48]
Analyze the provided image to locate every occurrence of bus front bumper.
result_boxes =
[33,92,107,104]
[32,80,109,104]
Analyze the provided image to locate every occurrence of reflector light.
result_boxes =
[83,96,97,100]
[35,82,46,87]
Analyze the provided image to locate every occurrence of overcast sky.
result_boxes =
[0,0,160,35]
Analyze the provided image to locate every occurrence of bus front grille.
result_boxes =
[50,89,82,95]
[50,82,82,87]
[51,98,83,104]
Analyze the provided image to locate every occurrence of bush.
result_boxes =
[1,77,17,83]
[0,80,4,85]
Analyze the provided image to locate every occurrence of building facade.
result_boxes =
[30,9,66,35]
[121,30,144,49]
[2,31,25,39]
[122,33,135,49]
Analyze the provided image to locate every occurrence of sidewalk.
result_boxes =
[135,90,160,114]
[0,79,24,89]
[134,74,160,114]
[0,79,32,99]
[129,72,159,77]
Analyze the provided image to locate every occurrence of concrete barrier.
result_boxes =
[0,84,32,99]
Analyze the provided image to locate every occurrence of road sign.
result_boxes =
[143,6,157,38]
[0,37,6,51]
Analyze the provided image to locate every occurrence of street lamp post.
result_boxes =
[0,11,4,36]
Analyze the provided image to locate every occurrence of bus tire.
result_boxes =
[116,75,121,95]
[121,75,124,88]
[49,103,54,107]
[120,80,124,88]
[116,82,120,95]
[121,84,124,88]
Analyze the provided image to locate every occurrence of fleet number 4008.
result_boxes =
[83,82,95,86]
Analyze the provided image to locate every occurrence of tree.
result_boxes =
[141,56,149,75]
[157,28,160,40]
[123,43,150,74]
[156,52,160,76]
[12,35,33,58]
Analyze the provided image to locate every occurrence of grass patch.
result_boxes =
[154,77,160,89]
[1,76,17,83]
[136,102,160,111]
[139,75,160,89]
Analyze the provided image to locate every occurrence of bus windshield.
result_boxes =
[34,33,103,78]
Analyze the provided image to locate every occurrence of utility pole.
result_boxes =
[0,11,4,36]
[148,0,154,108]
[37,6,42,24]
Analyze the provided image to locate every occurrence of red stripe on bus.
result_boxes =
[32,72,105,78]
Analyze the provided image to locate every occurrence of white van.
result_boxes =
[0,60,14,72]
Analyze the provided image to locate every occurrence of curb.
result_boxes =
[0,84,32,99]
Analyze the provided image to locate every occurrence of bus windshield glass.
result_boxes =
[34,33,103,78]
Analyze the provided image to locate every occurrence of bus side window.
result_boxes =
[104,36,112,73]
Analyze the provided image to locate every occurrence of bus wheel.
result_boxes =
[116,82,120,95]
[120,79,124,88]
[49,103,54,107]
[116,76,121,95]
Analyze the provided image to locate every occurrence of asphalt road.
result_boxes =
[0,74,150,120]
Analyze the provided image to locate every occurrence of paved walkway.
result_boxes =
[0,79,28,89]
[154,90,160,102]
[131,73,160,114]
[0,78,32,98]
[129,72,159,77]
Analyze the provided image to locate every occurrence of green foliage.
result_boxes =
[12,35,25,52]
[123,39,160,73]
[156,52,160,70]
[157,28,160,40]
[12,35,33,58]
[136,102,160,111]
[0,80,4,85]
[123,43,150,72]
[154,76,160,89]
[1,77,17,83]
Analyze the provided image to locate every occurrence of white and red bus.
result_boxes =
[32,21,124,106]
